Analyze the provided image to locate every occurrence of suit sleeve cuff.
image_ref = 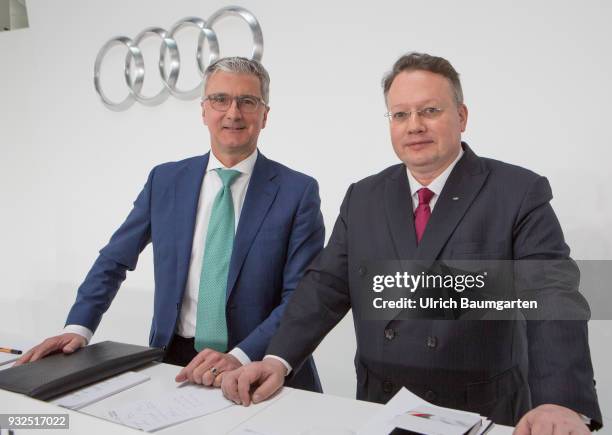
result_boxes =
[63,325,93,344]
[228,347,251,366]
[264,355,292,376]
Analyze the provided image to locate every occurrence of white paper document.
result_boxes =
[108,383,234,432]
[358,388,492,435]
[51,371,150,409]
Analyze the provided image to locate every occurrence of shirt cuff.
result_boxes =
[578,413,591,426]
[264,355,292,376]
[63,325,93,344]
[228,347,251,366]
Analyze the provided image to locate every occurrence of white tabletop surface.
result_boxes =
[0,353,514,434]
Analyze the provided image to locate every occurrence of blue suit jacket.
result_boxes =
[66,151,324,391]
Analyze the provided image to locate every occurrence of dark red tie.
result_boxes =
[414,187,434,243]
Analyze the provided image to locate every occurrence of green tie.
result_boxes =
[195,168,241,352]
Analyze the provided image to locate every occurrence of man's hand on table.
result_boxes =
[14,333,87,366]
[514,404,590,435]
[175,348,242,387]
[220,358,287,406]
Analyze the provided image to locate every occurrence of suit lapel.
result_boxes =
[174,154,208,302]
[386,144,490,325]
[416,144,489,260]
[384,164,418,259]
[226,153,279,299]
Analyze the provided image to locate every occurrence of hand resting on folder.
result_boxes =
[14,333,86,366]
[0,341,164,400]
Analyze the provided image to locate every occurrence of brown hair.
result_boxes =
[382,52,463,105]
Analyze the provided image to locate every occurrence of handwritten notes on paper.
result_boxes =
[52,371,150,409]
[108,384,233,432]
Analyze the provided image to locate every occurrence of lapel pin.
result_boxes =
[452,197,460,201]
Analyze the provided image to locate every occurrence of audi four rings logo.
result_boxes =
[93,6,263,111]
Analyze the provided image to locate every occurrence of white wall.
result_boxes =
[0,0,610,429]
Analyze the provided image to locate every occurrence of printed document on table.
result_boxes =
[108,383,233,432]
[51,371,150,409]
[358,387,490,435]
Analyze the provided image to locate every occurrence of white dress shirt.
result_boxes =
[406,148,464,212]
[65,149,259,366]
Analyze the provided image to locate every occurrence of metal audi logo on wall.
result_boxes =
[93,6,263,111]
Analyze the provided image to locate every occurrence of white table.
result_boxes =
[0,361,514,434]
[0,389,140,434]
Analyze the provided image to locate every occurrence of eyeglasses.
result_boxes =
[384,107,444,123]
[202,93,266,113]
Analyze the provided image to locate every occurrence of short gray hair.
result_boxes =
[382,52,463,105]
[203,56,270,104]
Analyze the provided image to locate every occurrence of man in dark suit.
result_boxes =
[221,53,602,433]
[16,57,324,392]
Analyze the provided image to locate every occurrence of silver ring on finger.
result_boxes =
[210,367,219,376]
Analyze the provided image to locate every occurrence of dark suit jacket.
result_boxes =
[268,143,602,427]
[65,151,324,392]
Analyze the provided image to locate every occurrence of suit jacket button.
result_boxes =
[383,380,394,393]
[384,328,396,340]
[426,336,437,349]
[358,266,367,276]
[425,390,437,402]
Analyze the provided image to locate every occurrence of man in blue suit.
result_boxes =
[16,57,324,392]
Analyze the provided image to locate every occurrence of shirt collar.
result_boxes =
[207,148,258,175]
[406,147,464,197]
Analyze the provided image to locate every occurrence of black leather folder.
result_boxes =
[0,341,164,400]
